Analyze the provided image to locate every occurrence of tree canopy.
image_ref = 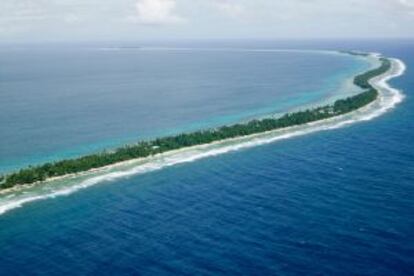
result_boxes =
[0,56,392,189]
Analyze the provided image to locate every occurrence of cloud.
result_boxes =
[0,0,413,41]
[132,0,185,25]
[384,0,414,16]
[398,0,414,7]
[212,0,245,17]
[63,14,81,24]
[396,0,414,13]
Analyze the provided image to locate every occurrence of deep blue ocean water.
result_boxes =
[0,40,413,275]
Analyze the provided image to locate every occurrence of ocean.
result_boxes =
[0,40,413,275]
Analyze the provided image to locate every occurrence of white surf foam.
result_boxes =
[0,57,406,216]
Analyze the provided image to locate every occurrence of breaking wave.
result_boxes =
[0,56,406,216]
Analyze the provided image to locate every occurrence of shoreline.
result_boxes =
[0,50,377,186]
[0,52,406,214]
[0,50,370,176]
[0,54,402,192]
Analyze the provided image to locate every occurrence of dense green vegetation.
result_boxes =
[339,50,370,57]
[0,56,392,189]
[354,58,391,89]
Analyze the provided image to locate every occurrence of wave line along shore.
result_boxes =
[0,51,406,215]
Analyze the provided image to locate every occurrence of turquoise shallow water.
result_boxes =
[0,48,368,173]
[0,40,413,275]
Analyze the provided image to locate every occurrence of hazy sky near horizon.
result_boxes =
[1,0,414,42]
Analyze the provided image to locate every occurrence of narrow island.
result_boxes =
[0,53,392,190]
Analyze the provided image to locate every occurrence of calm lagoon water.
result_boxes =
[0,47,367,173]
[0,40,413,275]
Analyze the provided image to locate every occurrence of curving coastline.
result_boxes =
[0,51,406,215]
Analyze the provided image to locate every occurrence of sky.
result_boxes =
[0,0,414,42]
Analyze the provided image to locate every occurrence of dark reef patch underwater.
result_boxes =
[0,40,413,275]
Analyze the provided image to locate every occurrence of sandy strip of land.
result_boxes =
[0,54,406,214]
